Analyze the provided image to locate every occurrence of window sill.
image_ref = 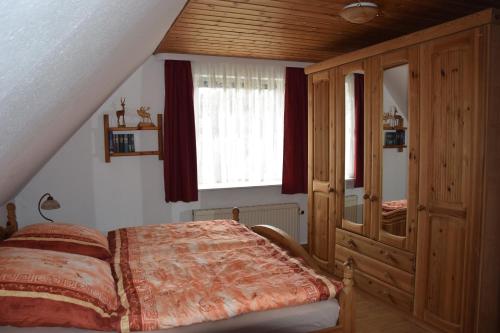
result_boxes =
[198,182,282,191]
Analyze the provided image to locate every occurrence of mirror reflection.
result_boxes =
[381,64,409,236]
[344,72,364,225]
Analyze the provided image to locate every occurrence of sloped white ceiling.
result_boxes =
[0,0,186,205]
[384,65,409,119]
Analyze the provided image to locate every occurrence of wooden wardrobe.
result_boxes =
[306,9,500,333]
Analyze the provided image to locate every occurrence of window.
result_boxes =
[192,62,285,189]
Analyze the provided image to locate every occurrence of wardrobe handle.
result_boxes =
[344,257,354,267]
[384,252,397,263]
[347,239,357,249]
[384,272,397,285]
[370,195,378,202]
[417,204,426,212]
[382,290,396,304]
[363,193,370,200]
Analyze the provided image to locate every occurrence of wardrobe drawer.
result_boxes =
[336,245,415,293]
[336,228,415,273]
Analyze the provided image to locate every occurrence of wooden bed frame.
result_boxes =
[0,204,354,333]
[232,208,355,333]
[0,202,18,241]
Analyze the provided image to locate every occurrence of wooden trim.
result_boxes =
[110,151,160,157]
[157,114,164,161]
[305,9,495,74]
[341,219,363,234]
[378,230,406,249]
[475,22,500,333]
[232,207,240,222]
[104,114,110,163]
[252,224,322,272]
[307,75,314,253]
[0,203,18,241]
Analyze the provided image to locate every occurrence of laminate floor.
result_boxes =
[355,291,433,333]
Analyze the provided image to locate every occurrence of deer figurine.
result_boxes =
[136,106,153,128]
[116,97,126,127]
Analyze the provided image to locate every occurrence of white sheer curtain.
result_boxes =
[192,62,285,189]
[345,73,355,180]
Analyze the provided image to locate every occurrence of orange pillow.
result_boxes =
[0,246,123,331]
[0,223,111,259]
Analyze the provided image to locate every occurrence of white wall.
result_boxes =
[14,55,310,243]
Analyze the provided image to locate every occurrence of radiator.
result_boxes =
[344,195,358,223]
[193,203,301,242]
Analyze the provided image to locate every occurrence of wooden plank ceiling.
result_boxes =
[156,0,498,62]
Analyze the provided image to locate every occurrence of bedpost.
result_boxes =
[339,259,355,333]
[0,202,17,240]
[6,203,17,235]
[232,207,240,222]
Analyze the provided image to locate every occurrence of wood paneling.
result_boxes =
[414,29,477,332]
[156,0,497,62]
[308,70,336,271]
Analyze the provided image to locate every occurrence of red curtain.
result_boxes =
[354,73,364,188]
[163,60,198,202]
[282,67,308,194]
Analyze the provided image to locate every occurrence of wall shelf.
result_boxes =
[383,125,407,131]
[103,114,163,163]
[383,144,407,152]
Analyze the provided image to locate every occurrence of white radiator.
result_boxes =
[193,203,301,242]
[344,195,358,223]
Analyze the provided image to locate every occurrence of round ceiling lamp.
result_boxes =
[340,2,379,24]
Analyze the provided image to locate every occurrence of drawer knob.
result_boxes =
[347,239,357,248]
[363,193,370,200]
[417,204,426,211]
[370,195,378,202]
[328,185,336,193]
[384,271,397,284]
[382,290,396,304]
[385,252,397,263]
[344,257,355,268]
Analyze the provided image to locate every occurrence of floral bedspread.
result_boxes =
[108,220,341,332]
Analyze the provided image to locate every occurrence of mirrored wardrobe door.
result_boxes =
[377,48,419,251]
[337,61,370,236]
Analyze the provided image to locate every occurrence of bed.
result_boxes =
[381,199,407,236]
[0,203,354,333]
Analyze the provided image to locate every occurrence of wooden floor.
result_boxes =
[355,291,434,333]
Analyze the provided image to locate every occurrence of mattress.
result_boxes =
[0,298,339,333]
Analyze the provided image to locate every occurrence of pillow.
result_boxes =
[0,246,123,331]
[0,223,111,260]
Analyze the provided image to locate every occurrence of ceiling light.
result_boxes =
[340,2,379,24]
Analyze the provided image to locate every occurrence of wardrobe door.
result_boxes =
[308,69,336,271]
[336,61,371,237]
[373,48,420,252]
[415,29,479,332]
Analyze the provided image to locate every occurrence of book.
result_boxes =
[113,134,119,153]
[129,134,135,152]
[123,134,129,153]
[118,135,124,152]
[109,131,114,153]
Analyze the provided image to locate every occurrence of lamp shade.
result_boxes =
[340,2,379,24]
[40,196,61,210]
[38,193,61,222]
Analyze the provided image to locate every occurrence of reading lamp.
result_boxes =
[38,193,61,222]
